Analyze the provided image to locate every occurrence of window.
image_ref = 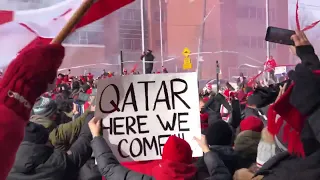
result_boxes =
[238,36,273,49]
[249,7,256,19]
[133,39,142,50]
[237,6,276,22]
[237,7,249,18]
[154,11,165,22]
[238,36,250,48]
[257,8,263,21]
[122,39,133,50]
[269,9,276,22]
[257,37,264,49]
[133,9,141,20]
[120,38,142,50]
[123,10,133,20]
[121,9,140,21]
[87,32,105,45]
[155,39,166,48]
[250,36,257,48]
[155,40,161,48]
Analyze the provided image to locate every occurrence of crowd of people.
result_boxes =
[0,30,319,180]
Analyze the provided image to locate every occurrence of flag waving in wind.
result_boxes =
[0,0,134,67]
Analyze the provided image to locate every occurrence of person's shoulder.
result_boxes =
[45,149,68,169]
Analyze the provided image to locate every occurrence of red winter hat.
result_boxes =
[247,91,254,97]
[0,44,64,120]
[203,96,209,102]
[162,136,193,164]
[223,89,230,98]
[55,78,62,86]
[80,76,86,82]
[200,113,209,130]
[87,73,93,80]
[240,116,264,132]
[63,76,69,83]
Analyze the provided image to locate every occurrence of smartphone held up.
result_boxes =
[265,26,295,46]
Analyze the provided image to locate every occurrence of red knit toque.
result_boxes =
[162,136,193,164]
[267,83,305,157]
[203,96,209,102]
[200,113,209,130]
[240,116,264,132]
[0,44,64,120]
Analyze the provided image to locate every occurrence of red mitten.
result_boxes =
[0,44,64,120]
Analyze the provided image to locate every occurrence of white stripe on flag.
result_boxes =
[0,0,135,68]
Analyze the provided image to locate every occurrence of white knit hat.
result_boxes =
[256,140,276,168]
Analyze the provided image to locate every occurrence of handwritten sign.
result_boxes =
[95,73,202,162]
[274,66,286,75]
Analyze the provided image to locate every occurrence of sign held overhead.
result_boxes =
[95,73,202,162]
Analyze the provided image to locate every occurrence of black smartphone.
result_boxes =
[265,26,295,46]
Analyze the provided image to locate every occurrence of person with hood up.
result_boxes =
[88,117,231,180]
[0,44,64,179]
[196,120,236,178]
[30,96,90,152]
[7,118,93,180]
[253,31,320,180]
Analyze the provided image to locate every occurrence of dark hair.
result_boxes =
[58,73,65,78]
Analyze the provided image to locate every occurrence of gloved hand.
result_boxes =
[0,44,64,120]
[288,63,320,116]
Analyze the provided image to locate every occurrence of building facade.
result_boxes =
[2,0,289,78]
[164,0,289,79]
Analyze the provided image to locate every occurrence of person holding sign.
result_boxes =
[88,117,232,180]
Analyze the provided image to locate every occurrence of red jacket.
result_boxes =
[0,44,64,179]
[264,58,277,72]
[0,105,25,179]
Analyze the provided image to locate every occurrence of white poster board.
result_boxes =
[95,72,202,162]
[274,66,286,75]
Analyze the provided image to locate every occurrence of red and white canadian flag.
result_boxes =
[0,0,134,67]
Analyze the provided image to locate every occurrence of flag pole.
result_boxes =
[141,0,146,74]
[265,0,271,81]
[159,0,164,67]
[265,0,270,58]
[196,0,207,79]
[51,0,95,44]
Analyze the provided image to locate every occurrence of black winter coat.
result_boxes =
[196,145,238,178]
[254,150,320,180]
[201,93,231,125]
[7,120,93,180]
